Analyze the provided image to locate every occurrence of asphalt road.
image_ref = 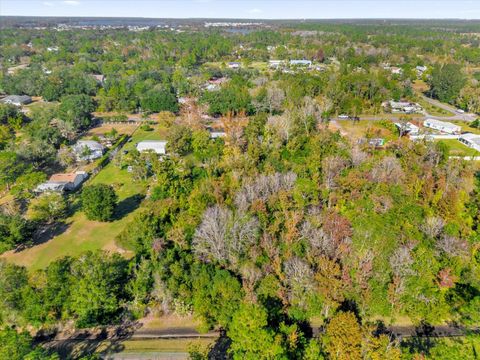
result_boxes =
[332,96,477,122]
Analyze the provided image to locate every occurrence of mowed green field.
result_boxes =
[1,125,174,271]
[1,163,146,271]
[436,139,480,157]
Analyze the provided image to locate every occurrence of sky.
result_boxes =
[1,0,480,19]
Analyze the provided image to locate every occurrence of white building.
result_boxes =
[423,119,461,135]
[459,133,480,152]
[394,122,420,135]
[136,140,167,155]
[1,95,32,106]
[289,59,312,67]
[228,62,240,69]
[269,60,284,68]
[73,140,104,161]
[35,171,88,193]
[385,100,422,114]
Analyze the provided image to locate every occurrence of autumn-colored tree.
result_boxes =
[324,311,362,360]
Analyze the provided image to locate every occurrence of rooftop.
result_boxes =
[49,173,80,183]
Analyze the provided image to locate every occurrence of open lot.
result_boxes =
[1,161,145,271]
[85,123,140,137]
[435,139,480,157]
[335,119,398,141]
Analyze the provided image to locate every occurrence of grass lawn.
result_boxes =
[1,164,145,271]
[450,121,480,135]
[436,139,480,157]
[417,98,452,117]
[336,120,397,141]
[120,338,214,353]
[124,125,169,151]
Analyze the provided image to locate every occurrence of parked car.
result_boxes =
[338,114,350,119]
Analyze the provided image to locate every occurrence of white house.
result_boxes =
[394,122,420,135]
[459,133,480,152]
[416,65,427,77]
[423,119,461,134]
[136,140,167,155]
[35,171,88,193]
[73,140,104,161]
[269,60,284,68]
[384,100,422,114]
[1,95,32,106]
[228,62,240,69]
[390,67,403,75]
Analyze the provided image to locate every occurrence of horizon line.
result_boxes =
[1,15,480,21]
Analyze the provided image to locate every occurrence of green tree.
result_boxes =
[0,151,26,190]
[0,214,34,253]
[81,184,118,222]
[228,302,287,360]
[57,94,94,131]
[429,64,466,104]
[166,125,193,156]
[0,327,58,360]
[69,252,128,327]
[140,88,178,113]
[27,193,68,224]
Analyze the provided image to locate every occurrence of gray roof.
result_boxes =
[74,140,104,152]
[1,95,32,105]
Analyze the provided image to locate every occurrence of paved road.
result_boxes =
[332,96,477,123]
[420,95,477,122]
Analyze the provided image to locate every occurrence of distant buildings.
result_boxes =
[35,171,88,193]
[459,133,480,152]
[73,140,104,161]
[136,140,167,155]
[1,95,32,106]
[423,119,461,135]
[289,59,312,67]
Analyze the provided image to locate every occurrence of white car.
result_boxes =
[456,109,465,114]
[338,114,350,119]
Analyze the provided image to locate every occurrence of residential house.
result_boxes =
[459,133,480,152]
[416,65,427,77]
[204,77,228,91]
[390,67,403,75]
[1,95,32,106]
[269,60,284,68]
[73,140,104,161]
[394,122,420,135]
[35,171,88,193]
[423,119,461,134]
[289,59,312,67]
[90,74,105,84]
[136,140,167,155]
[384,100,422,114]
[207,127,227,139]
[368,138,385,147]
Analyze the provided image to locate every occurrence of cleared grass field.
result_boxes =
[417,98,452,117]
[1,163,145,271]
[436,139,480,157]
[336,120,397,141]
